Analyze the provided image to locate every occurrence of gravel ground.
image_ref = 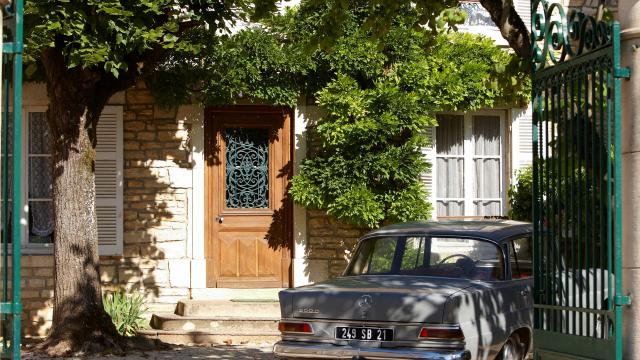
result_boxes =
[22,343,276,360]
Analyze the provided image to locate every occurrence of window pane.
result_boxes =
[436,158,464,198]
[429,237,503,280]
[474,158,500,198]
[436,115,464,155]
[400,237,426,270]
[346,237,397,275]
[473,115,500,156]
[225,128,269,209]
[2,112,14,153]
[29,201,53,243]
[29,157,53,198]
[474,200,501,216]
[509,237,533,278]
[29,112,52,154]
[437,200,464,217]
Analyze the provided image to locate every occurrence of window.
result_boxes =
[509,237,533,278]
[0,110,54,245]
[346,236,504,281]
[0,105,123,254]
[347,237,397,275]
[28,112,54,244]
[434,112,505,217]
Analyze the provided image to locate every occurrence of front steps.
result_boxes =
[142,299,282,345]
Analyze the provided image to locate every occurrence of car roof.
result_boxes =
[363,219,532,243]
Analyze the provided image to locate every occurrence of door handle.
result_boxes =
[215,216,224,223]
[520,289,530,297]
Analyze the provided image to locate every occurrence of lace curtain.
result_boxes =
[28,113,54,239]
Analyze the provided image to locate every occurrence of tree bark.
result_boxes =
[36,48,138,356]
[480,0,532,60]
[40,97,123,356]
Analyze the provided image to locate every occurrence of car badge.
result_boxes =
[357,295,373,319]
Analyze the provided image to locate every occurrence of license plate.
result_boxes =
[335,326,394,341]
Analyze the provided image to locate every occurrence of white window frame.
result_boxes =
[434,110,508,218]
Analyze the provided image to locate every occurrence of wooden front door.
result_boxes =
[205,106,292,288]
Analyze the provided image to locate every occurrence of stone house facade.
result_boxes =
[10,1,542,338]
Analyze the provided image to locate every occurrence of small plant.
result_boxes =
[508,165,533,222]
[103,289,148,336]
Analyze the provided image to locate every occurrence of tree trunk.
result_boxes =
[35,48,129,355]
[480,0,532,60]
[38,93,123,356]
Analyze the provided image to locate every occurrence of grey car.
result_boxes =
[274,220,533,360]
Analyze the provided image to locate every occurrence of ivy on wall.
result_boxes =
[147,2,531,229]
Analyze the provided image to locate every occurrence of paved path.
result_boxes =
[23,343,276,359]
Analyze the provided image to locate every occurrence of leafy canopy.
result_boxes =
[24,0,282,78]
[147,2,530,229]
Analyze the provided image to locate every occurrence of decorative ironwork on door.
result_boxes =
[531,1,629,359]
[225,128,269,209]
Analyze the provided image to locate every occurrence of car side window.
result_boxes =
[400,237,427,270]
[509,236,533,279]
[367,237,397,274]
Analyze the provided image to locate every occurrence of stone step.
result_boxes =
[151,313,280,333]
[138,329,280,346]
[176,299,281,317]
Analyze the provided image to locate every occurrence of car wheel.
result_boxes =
[497,332,526,360]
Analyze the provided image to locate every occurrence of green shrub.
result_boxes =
[103,290,148,336]
[508,165,533,221]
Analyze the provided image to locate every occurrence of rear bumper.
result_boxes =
[273,341,471,360]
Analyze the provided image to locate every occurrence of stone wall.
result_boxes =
[11,80,195,337]
[305,211,367,281]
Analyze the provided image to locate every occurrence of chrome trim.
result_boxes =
[279,335,464,349]
[273,341,471,359]
[280,318,462,328]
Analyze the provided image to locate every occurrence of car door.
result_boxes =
[507,236,534,329]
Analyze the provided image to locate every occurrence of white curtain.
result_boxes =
[473,115,501,216]
[436,115,464,216]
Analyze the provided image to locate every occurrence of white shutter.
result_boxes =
[511,106,533,182]
[515,0,532,30]
[95,105,123,255]
[422,127,437,220]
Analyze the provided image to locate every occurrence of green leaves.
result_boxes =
[285,4,529,229]
[103,290,148,337]
[24,0,259,80]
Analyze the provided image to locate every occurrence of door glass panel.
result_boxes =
[225,128,269,209]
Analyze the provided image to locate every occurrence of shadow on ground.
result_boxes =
[23,344,276,359]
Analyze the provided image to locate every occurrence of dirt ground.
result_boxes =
[22,343,276,360]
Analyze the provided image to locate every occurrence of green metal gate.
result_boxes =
[0,0,23,358]
[531,1,629,359]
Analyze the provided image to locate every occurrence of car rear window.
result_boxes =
[345,236,505,281]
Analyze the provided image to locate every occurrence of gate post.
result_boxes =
[618,0,640,358]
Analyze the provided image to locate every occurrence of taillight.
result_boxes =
[278,321,313,334]
[418,325,464,340]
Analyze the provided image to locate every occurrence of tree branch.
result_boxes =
[479,0,532,60]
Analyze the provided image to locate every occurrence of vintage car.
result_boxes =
[274,220,533,360]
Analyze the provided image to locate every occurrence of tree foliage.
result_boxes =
[508,165,533,222]
[149,3,529,228]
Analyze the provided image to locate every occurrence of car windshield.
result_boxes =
[345,236,505,281]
